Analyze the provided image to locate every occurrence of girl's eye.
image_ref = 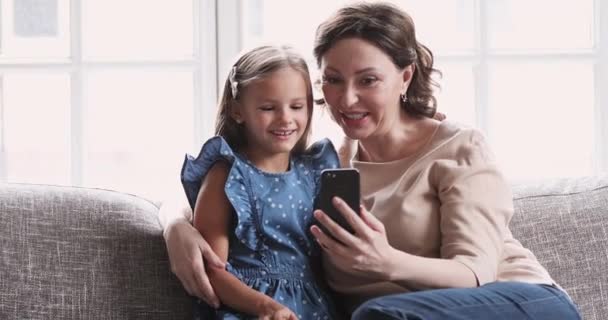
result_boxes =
[259,105,274,111]
[291,104,305,110]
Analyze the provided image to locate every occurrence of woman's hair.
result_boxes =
[215,45,313,154]
[313,2,440,118]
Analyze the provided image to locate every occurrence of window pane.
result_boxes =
[488,0,593,51]
[0,0,70,59]
[488,61,594,181]
[3,74,71,184]
[243,0,345,55]
[243,0,474,56]
[83,71,194,200]
[82,0,193,60]
[434,61,476,126]
[392,0,475,53]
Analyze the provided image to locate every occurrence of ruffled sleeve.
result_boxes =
[180,136,261,251]
[300,138,340,193]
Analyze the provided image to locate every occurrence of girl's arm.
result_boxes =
[196,162,293,317]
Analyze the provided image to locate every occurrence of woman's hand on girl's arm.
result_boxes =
[163,218,224,307]
[159,186,224,307]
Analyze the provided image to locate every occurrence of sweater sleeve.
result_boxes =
[434,129,514,285]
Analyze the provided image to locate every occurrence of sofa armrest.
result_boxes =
[0,183,191,320]
[511,175,608,320]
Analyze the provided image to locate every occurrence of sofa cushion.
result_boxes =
[0,184,191,320]
[511,175,608,320]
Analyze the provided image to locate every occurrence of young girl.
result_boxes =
[181,45,340,319]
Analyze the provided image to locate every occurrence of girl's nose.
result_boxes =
[277,108,292,123]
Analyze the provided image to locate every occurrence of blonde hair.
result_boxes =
[215,45,314,154]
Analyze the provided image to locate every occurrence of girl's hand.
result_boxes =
[434,111,447,121]
[311,197,399,281]
[259,308,298,320]
[257,300,298,320]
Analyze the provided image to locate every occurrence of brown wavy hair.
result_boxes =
[313,2,440,118]
[215,45,314,154]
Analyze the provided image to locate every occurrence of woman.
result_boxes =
[161,2,581,319]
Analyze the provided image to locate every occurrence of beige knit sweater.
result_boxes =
[324,121,554,309]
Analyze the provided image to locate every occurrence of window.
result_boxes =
[0,0,218,201]
[1,1,606,201]
[230,0,608,182]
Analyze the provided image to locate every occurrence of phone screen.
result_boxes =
[314,168,360,234]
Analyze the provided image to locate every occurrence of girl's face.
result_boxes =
[232,67,310,160]
[320,37,412,141]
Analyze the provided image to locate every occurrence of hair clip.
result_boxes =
[229,66,239,99]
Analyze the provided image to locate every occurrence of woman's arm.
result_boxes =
[312,201,476,290]
[312,131,510,290]
[197,162,295,317]
[159,178,224,307]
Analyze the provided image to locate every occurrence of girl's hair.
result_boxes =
[313,2,440,118]
[215,45,313,154]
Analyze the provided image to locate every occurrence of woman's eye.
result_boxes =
[322,76,340,84]
[360,77,378,85]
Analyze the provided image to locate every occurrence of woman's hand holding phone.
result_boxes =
[312,173,400,281]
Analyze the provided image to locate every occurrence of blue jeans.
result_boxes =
[351,282,581,320]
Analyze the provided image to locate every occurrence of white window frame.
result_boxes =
[1,0,606,186]
[217,0,608,176]
[0,0,219,186]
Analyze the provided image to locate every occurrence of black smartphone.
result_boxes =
[314,168,361,234]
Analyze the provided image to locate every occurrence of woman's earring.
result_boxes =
[400,93,407,103]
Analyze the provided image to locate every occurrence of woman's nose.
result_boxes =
[340,85,358,108]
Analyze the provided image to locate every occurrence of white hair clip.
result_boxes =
[229,66,239,99]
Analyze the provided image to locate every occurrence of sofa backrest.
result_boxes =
[511,176,608,320]
[0,183,191,320]
[2,176,607,320]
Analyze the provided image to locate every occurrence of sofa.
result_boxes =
[1,176,607,320]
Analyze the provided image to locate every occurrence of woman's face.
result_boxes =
[320,37,412,141]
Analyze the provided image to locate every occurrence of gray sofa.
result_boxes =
[1,176,607,319]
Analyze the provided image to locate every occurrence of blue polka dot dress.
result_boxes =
[181,136,340,320]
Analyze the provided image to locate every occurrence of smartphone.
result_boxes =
[314,168,361,234]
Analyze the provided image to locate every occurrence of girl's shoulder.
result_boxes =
[296,138,340,170]
[195,136,239,162]
[180,136,247,209]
